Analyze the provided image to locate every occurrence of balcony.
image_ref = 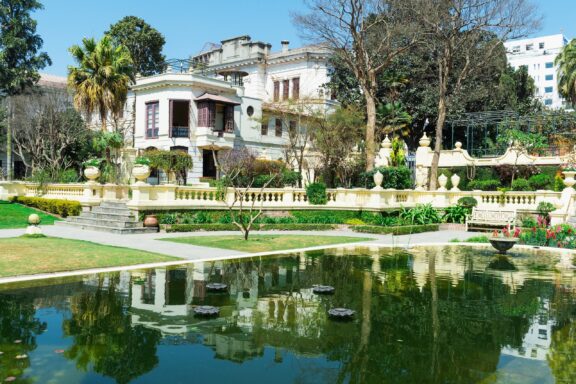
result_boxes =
[195,127,234,150]
[170,126,189,138]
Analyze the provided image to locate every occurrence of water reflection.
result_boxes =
[0,245,575,383]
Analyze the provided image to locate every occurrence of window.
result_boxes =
[526,43,534,51]
[246,106,254,117]
[169,100,190,138]
[512,46,520,53]
[292,77,300,100]
[146,101,159,138]
[539,42,545,49]
[273,81,280,102]
[224,105,235,133]
[283,79,290,100]
[545,62,553,68]
[545,74,554,81]
[197,101,215,128]
[261,122,268,136]
[289,120,297,135]
[275,118,282,137]
[545,99,553,106]
[545,86,553,93]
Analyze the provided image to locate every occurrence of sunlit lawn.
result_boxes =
[0,201,59,229]
[0,236,178,278]
[160,234,373,253]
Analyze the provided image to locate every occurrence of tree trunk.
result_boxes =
[430,57,450,190]
[365,94,377,172]
[5,98,12,180]
[132,97,137,147]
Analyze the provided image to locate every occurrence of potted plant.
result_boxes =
[133,156,151,184]
[489,227,520,254]
[83,158,102,183]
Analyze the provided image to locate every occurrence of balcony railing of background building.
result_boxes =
[170,126,190,138]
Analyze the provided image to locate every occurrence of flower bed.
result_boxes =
[520,224,576,249]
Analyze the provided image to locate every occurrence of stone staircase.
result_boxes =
[56,201,158,234]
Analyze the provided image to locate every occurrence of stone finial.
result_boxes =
[382,135,392,149]
[419,132,431,147]
[454,141,463,150]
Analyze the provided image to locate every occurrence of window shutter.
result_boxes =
[197,102,207,127]
[292,78,300,100]
[224,105,234,133]
[208,102,216,128]
[273,81,280,102]
[275,118,282,137]
[283,80,290,100]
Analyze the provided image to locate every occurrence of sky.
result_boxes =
[34,0,576,77]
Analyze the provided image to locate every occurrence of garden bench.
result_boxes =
[465,208,516,232]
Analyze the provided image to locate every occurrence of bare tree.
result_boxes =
[294,0,417,171]
[214,148,281,240]
[407,0,540,189]
[11,89,88,177]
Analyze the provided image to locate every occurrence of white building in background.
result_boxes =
[504,34,569,109]
[130,35,335,184]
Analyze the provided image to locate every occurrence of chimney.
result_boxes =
[281,40,290,53]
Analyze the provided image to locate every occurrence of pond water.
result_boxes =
[1,245,575,384]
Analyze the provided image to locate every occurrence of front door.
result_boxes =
[202,150,217,178]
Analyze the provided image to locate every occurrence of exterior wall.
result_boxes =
[504,34,569,109]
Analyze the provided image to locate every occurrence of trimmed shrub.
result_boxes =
[258,224,337,231]
[166,224,238,232]
[554,174,565,191]
[511,178,530,191]
[306,182,328,205]
[165,223,338,232]
[528,174,553,190]
[352,224,439,235]
[358,166,412,189]
[11,196,81,217]
[457,197,478,208]
[468,179,500,191]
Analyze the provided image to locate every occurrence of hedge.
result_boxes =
[165,223,338,232]
[352,224,440,235]
[10,196,81,217]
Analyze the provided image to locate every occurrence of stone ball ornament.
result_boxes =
[28,214,41,225]
[312,285,335,294]
[328,307,355,320]
[193,305,220,317]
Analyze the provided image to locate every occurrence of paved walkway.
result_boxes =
[0,225,482,260]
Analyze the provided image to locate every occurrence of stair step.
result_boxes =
[55,221,158,234]
[85,211,138,221]
[67,216,143,228]
[91,206,133,215]
[99,200,130,208]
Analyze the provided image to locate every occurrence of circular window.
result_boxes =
[247,106,254,117]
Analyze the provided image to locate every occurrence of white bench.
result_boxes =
[465,208,516,231]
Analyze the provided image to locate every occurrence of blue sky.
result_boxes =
[35,0,576,76]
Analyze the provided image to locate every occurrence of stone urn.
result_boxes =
[562,171,576,188]
[419,132,431,147]
[143,215,159,228]
[415,166,426,191]
[133,165,151,184]
[450,173,461,191]
[372,170,384,190]
[84,166,100,183]
[489,237,519,254]
[437,174,448,191]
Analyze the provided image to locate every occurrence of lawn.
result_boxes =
[0,201,59,229]
[160,234,373,253]
[0,236,178,278]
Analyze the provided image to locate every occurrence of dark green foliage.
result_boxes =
[457,197,478,208]
[554,174,565,191]
[521,216,538,228]
[360,211,399,226]
[464,235,490,243]
[399,204,441,225]
[11,196,81,217]
[306,182,327,205]
[511,178,530,191]
[528,174,553,190]
[166,223,338,232]
[537,202,555,217]
[56,169,80,183]
[358,166,412,189]
[291,210,357,224]
[468,179,500,191]
[352,224,439,235]
[443,205,469,224]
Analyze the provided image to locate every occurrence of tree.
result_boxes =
[11,89,89,178]
[0,0,51,180]
[294,0,417,171]
[497,128,547,184]
[556,38,576,108]
[214,148,282,240]
[67,36,134,132]
[146,149,192,184]
[406,0,540,189]
[106,16,166,147]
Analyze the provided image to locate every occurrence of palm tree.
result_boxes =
[67,36,134,131]
[555,39,576,107]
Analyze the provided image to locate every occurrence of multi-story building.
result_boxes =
[131,35,335,184]
[504,34,569,109]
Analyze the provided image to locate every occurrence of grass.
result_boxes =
[161,234,373,253]
[450,235,490,243]
[0,236,178,278]
[0,201,59,229]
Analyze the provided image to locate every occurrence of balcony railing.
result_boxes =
[170,126,190,138]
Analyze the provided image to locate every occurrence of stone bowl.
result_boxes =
[328,307,355,320]
[312,285,335,294]
[193,305,220,317]
[206,283,228,292]
[489,237,519,254]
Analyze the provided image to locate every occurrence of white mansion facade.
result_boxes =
[130,35,335,183]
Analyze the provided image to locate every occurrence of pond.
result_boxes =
[0,245,575,384]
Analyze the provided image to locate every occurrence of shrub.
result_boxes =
[521,216,538,228]
[291,210,357,224]
[359,211,399,226]
[11,196,81,217]
[494,164,539,184]
[56,169,80,183]
[520,224,576,248]
[306,182,327,205]
[134,156,151,166]
[511,178,530,191]
[554,174,565,191]
[468,179,500,191]
[165,223,338,232]
[443,205,469,224]
[344,218,365,226]
[399,204,441,225]
[358,166,412,189]
[457,197,478,208]
[528,174,553,190]
[464,235,489,243]
[352,224,439,235]
[280,170,301,187]
[258,224,337,231]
